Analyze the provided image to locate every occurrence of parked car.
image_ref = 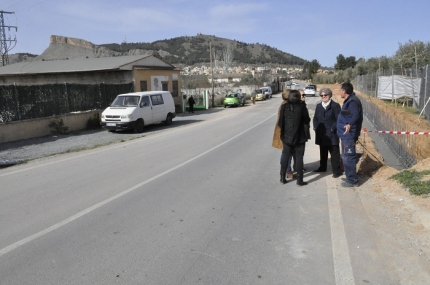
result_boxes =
[255,89,266,101]
[304,85,316,96]
[260,86,273,99]
[223,92,246,107]
[101,91,176,133]
[308,84,317,91]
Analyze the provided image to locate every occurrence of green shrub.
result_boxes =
[390,169,430,195]
[48,118,69,135]
[86,113,101,130]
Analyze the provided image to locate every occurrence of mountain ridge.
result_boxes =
[9,34,307,67]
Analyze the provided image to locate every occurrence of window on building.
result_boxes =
[172,80,179,97]
[162,81,168,91]
[140,81,148,91]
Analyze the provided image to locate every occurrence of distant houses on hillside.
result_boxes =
[180,64,332,83]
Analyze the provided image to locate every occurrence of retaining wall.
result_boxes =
[0,110,101,143]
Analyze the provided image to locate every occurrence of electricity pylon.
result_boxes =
[0,10,17,66]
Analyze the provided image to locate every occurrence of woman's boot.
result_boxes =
[296,174,308,186]
[280,172,287,184]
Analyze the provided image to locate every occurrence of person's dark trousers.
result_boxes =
[189,105,194,113]
[319,145,341,173]
[281,143,305,176]
[330,145,341,174]
[341,138,358,184]
[280,153,294,174]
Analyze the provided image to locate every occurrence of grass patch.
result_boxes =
[390,169,430,195]
[382,100,420,115]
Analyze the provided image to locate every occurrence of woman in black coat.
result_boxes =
[312,88,342,178]
[278,90,311,185]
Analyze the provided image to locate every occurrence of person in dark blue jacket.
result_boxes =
[336,82,363,187]
[313,88,342,178]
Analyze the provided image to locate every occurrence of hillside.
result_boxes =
[9,34,307,66]
[101,33,306,66]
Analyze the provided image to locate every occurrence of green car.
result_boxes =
[223,92,246,108]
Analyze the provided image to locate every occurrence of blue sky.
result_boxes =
[1,0,430,67]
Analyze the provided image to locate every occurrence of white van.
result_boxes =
[101,91,176,133]
[260,86,272,99]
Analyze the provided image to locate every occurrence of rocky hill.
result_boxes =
[9,34,306,66]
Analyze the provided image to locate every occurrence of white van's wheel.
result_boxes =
[165,113,173,125]
[133,119,144,133]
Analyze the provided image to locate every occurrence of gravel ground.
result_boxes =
[0,109,226,167]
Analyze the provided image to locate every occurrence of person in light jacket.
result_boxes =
[313,88,342,178]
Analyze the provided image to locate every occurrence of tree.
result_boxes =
[309,59,321,75]
[354,58,367,75]
[335,54,347,70]
[345,56,356,69]
[394,40,430,70]
[335,54,356,70]
[152,50,162,59]
[212,48,222,73]
[222,44,234,73]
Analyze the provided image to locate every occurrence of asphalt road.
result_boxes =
[0,94,427,284]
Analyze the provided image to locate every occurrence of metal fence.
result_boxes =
[354,66,430,168]
[360,96,417,168]
[0,82,134,122]
[354,67,428,112]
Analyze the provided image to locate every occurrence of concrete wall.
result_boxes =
[0,110,101,143]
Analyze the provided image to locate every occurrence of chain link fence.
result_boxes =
[0,82,134,123]
[360,96,417,168]
[354,67,430,168]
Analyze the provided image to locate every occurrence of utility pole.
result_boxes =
[0,10,17,66]
[210,41,215,108]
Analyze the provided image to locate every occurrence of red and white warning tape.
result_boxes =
[362,127,429,135]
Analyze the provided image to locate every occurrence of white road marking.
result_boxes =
[327,177,355,284]
[0,112,277,257]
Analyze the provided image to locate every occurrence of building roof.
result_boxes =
[0,55,176,76]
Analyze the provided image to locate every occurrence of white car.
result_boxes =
[260,86,272,98]
[304,86,316,96]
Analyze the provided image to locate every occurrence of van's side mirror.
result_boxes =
[183,95,187,100]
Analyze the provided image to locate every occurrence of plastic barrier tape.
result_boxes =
[362,127,429,135]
